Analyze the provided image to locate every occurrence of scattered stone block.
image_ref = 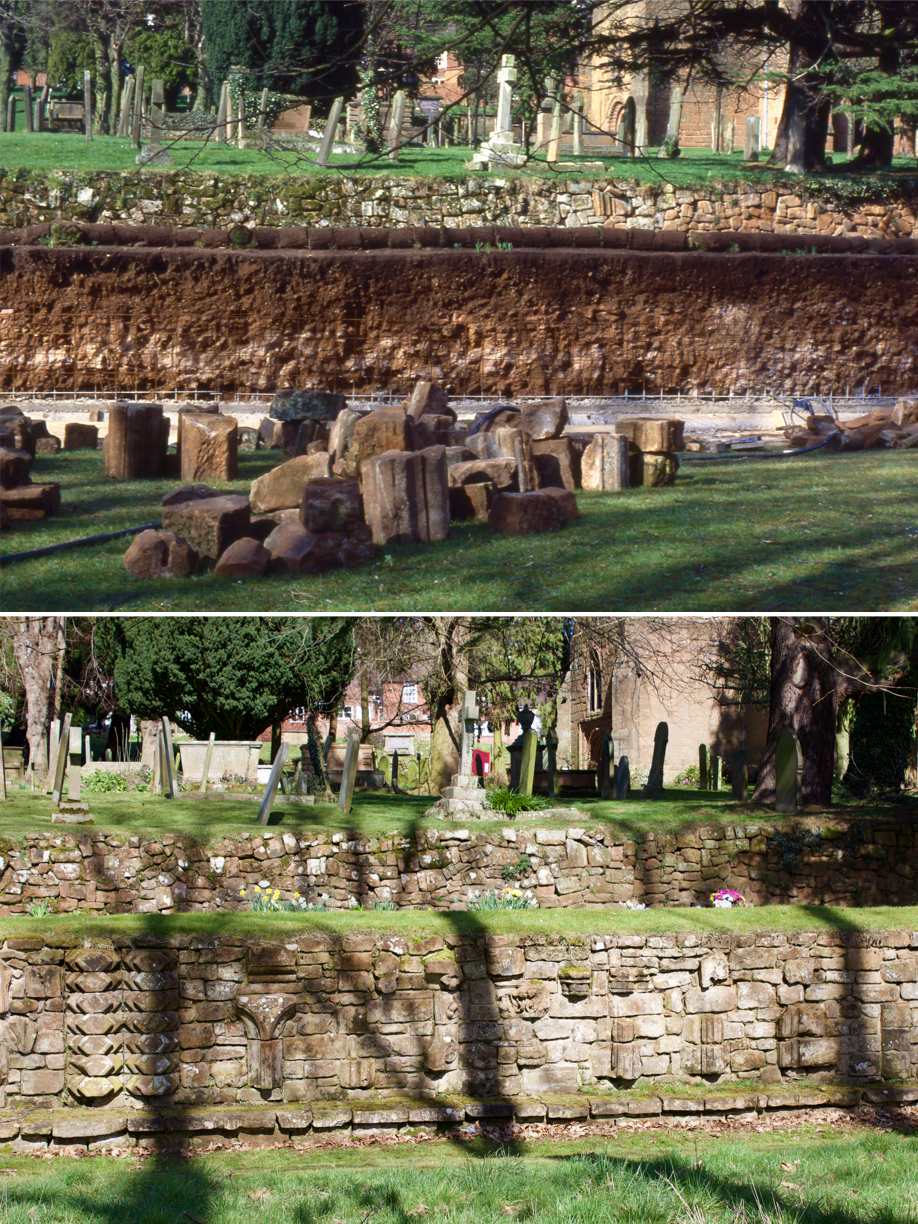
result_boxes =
[123,530,199,579]
[300,477,364,533]
[539,486,580,521]
[104,402,168,479]
[238,426,260,451]
[361,449,449,546]
[407,380,453,421]
[328,409,361,468]
[615,417,685,453]
[161,493,250,560]
[489,491,566,535]
[250,454,334,514]
[35,436,62,454]
[449,458,517,492]
[0,413,36,456]
[63,423,99,450]
[449,480,496,521]
[531,438,580,489]
[520,397,568,440]
[630,452,679,487]
[0,482,61,519]
[416,446,451,542]
[310,524,374,569]
[179,413,238,483]
[0,446,32,488]
[580,433,629,491]
[214,537,272,577]
[350,408,414,476]
[471,407,521,434]
[269,389,346,423]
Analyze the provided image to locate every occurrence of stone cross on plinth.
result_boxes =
[469,55,526,170]
[459,690,479,776]
[494,56,517,136]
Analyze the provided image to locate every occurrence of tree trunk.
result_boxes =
[835,698,852,781]
[0,42,13,135]
[752,618,844,806]
[324,709,338,758]
[92,35,112,136]
[106,42,124,136]
[851,46,898,168]
[12,617,66,783]
[360,668,371,742]
[768,0,831,174]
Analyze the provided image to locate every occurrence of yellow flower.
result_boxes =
[239,888,245,896]
[294,893,300,899]
[254,885,261,892]
[273,889,280,899]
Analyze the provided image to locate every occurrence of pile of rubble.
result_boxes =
[0,405,102,529]
[785,398,918,451]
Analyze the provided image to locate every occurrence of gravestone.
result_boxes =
[387,90,407,159]
[117,77,135,138]
[744,114,760,161]
[698,744,709,790]
[235,93,246,148]
[160,716,178,799]
[391,749,400,793]
[599,733,612,800]
[459,690,478,777]
[468,55,526,169]
[345,100,361,141]
[731,749,748,800]
[642,721,668,798]
[131,65,145,148]
[257,87,269,133]
[571,92,584,156]
[622,98,636,155]
[546,86,563,163]
[775,728,802,814]
[199,731,216,793]
[317,97,345,167]
[544,726,558,798]
[257,743,289,825]
[614,755,630,800]
[664,86,683,145]
[215,81,230,143]
[474,753,485,788]
[67,761,81,801]
[519,727,537,797]
[49,714,73,805]
[6,94,15,132]
[724,120,735,152]
[83,71,92,140]
[338,729,361,814]
[23,84,33,133]
[710,753,721,792]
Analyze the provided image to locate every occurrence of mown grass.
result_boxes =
[1,904,915,943]
[0,786,908,846]
[0,1126,916,1224]
[4,449,917,613]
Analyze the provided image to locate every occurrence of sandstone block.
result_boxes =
[407,380,453,421]
[35,436,62,454]
[778,1037,842,1068]
[350,408,413,475]
[684,986,737,1014]
[539,487,580,521]
[21,1069,64,1095]
[580,433,629,491]
[361,449,449,546]
[730,1048,766,1073]
[449,458,518,491]
[63,423,99,450]
[0,412,36,456]
[0,482,61,519]
[531,438,581,490]
[300,477,364,533]
[161,484,219,507]
[214,537,271,577]
[520,398,568,440]
[123,530,198,579]
[250,455,334,514]
[489,492,566,536]
[615,417,685,453]
[328,409,361,467]
[180,414,238,482]
[450,480,495,522]
[104,402,167,479]
[631,452,679,487]
[270,389,346,423]
[0,446,33,488]
[737,981,776,1010]
[161,494,250,560]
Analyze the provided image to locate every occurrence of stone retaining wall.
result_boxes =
[1,815,915,916]
[0,928,915,1129]
[1,169,916,240]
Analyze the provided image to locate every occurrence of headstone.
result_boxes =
[49,714,73,804]
[345,100,361,141]
[634,111,647,155]
[622,98,636,155]
[199,731,216,793]
[710,753,721,792]
[236,93,246,147]
[665,86,683,141]
[698,744,708,790]
[160,716,177,799]
[83,70,92,140]
[744,114,760,161]
[67,761,81,801]
[6,94,15,133]
[387,90,407,159]
[599,733,612,800]
[613,755,630,800]
[338,728,360,814]
[257,87,269,133]
[571,92,584,156]
[131,65,145,148]
[775,728,802,814]
[731,749,748,800]
[495,56,517,135]
[317,97,345,167]
[459,690,479,777]
[468,55,525,169]
[519,728,537,797]
[474,753,485,788]
[104,749,112,762]
[544,726,558,798]
[256,742,288,824]
[724,120,734,153]
[391,749,400,793]
[642,721,668,798]
[84,734,91,764]
[23,84,33,133]
[215,81,230,143]
[547,90,563,163]
[117,77,135,138]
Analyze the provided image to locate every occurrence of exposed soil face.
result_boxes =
[2,246,916,396]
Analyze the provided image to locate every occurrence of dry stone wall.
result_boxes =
[1,169,916,240]
[1,816,915,916]
[0,928,916,1134]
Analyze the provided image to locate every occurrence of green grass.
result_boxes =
[1,1126,916,1224]
[1,904,915,943]
[0,786,908,847]
[3,110,918,189]
[4,449,917,612]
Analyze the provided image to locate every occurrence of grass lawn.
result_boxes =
[3,449,916,612]
[0,785,909,847]
[1,1124,916,1224]
[3,110,918,190]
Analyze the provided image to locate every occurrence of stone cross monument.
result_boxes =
[469,55,526,169]
[425,690,495,819]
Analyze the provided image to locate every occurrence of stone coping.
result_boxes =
[2,221,917,256]
[4,1084,916,1148]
